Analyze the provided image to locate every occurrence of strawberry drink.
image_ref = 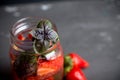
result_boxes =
[9,17,64,80]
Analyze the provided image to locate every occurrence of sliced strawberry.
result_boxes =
[37,67,55,76]
[28,33,33,40]
[27,76,54,80]
[17,34,25,41]
[10,53,16,61]
[37,55,63,79]
[27,76,37,80]
[46,77,54,80]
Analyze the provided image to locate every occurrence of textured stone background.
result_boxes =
[0,0,120,80]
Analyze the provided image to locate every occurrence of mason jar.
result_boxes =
[9,17,64,80]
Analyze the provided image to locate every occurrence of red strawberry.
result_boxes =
[27,76,54,80]
[37,55,63,79]
[69,52,89,68]
[27,55,63,80]
[28,33,33,40]
[64,52,89,78]
[17,34,25,41]
[64,52,89,71]
[46,76,54,80]
[66,68,86,80]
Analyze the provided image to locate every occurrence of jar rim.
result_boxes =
[10,17,57,44]
[9,17,60,55]
[10,17,42,43]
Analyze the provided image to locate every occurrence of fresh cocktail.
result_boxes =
[9,17,64,80]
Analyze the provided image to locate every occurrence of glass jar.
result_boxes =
[9,17,64,80]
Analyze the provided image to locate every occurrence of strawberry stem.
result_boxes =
[64,55,73,76]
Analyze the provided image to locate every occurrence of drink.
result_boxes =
[9,17,64,80]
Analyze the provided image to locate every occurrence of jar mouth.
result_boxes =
[10,17,59,52]
[9,17,61,59]
[10,17,41,43]
[10,17,55,43]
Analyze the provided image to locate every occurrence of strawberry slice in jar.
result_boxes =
[17,34,25,41]
[37,54,63,80]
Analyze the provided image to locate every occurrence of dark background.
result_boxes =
[0,0,77,6]
[1,0,120,80]
[2,0,119,6]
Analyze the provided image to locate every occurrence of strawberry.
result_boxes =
[37,55,63,79]
[64,52,89,70]
[27,76,54,80]
[64,52,89,80]
[17,34,25,41]
[46,76,54,80]
[66,68,86,80]
[26,55,63,80]
[28,33,33,40]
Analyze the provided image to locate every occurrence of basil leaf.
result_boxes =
[14,53,37,78]
[37,19,53,29]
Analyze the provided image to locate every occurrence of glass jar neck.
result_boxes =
[10,17,59,54]
[10,17,39,42]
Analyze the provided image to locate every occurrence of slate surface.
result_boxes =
[0,1,120,80]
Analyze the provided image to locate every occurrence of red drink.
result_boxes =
[9,18,64,80]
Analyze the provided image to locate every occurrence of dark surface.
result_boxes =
[1,0,120,80]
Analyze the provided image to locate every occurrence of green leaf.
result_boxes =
[32,19,59,56]
[33,40,50,54]
[14,53,38,78]
[37,19,53,29]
